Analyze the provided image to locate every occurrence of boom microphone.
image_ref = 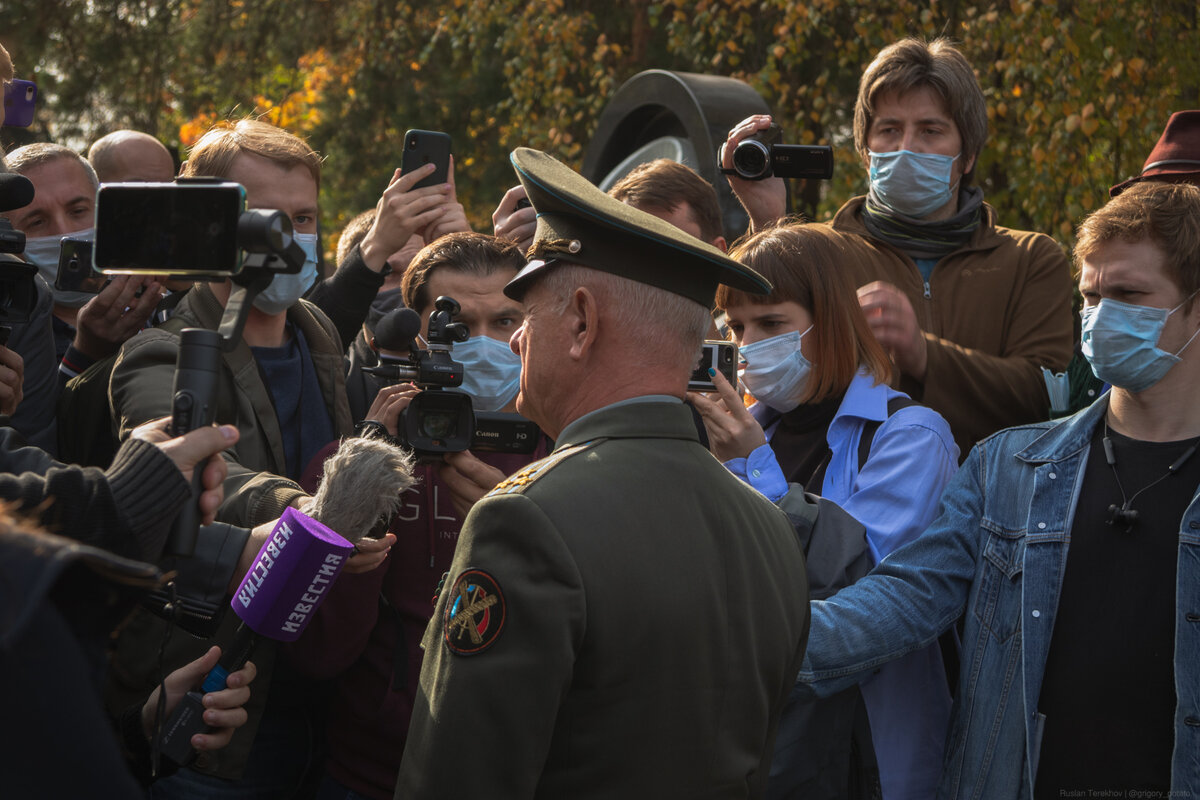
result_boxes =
[306,435,415,541]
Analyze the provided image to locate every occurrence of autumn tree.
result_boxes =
[5,0,1197,254]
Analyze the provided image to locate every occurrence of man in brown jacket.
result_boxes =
[723,38,1074,457]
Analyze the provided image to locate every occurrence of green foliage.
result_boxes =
[4,1,1197,254]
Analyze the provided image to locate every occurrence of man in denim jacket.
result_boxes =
[801,181,1200,797]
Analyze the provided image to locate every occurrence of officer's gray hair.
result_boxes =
[538,264,711,371]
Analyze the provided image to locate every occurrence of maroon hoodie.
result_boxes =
[288,441,547,799]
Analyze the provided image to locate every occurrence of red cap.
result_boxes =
[1111,110,1200,197]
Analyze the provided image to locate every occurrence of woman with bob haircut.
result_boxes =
[691,222,959,800]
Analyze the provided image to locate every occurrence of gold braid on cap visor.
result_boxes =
[530,238,583,261]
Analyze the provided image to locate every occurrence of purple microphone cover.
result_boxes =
[231,506,355,641]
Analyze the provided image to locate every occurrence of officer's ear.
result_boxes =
[565,286,599,361]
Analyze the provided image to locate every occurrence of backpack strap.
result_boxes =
[856,395,920,471]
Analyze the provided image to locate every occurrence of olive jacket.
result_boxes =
[397,400,811,799]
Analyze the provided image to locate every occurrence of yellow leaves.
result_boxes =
[1012,85,1022,98]
[179,112,219,147]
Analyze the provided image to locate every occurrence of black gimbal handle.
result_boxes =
[164,328,222,557]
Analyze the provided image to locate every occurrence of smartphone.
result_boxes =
[688,340,738,392]
[400,130,451,190]
[3,80,37,128]
[94,182,245,275]
[55,238,108,294]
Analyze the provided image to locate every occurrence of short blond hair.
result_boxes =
[181,118,321,188]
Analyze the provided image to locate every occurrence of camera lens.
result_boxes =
[420,410,457,439]
[732,140,771,180]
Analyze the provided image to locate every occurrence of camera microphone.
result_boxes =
[0,173,34,213]
[374,307,423,352]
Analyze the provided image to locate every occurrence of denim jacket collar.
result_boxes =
[1014,391,1110,465]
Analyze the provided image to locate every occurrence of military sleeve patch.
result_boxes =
[443,569,506,656]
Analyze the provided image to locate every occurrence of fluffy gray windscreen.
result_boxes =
[307,436,416,543]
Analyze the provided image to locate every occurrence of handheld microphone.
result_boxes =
[156,436,414,764]
[157,506,354,764]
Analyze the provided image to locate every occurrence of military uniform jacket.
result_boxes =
[397,400,810,799]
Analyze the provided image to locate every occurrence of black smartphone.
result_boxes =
[94,182,246,275]
[400,130,451,190]
[55,238,108,294]
[3,79,37,128]
[688,340,738,392]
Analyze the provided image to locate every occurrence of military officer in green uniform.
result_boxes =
[396,148,810,799]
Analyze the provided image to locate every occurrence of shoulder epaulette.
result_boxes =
[486,440,599,497]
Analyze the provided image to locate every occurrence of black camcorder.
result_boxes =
[366,297,474,458]
[366,300,540,458]
[725,123,834,182]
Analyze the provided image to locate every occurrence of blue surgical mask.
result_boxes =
[453,334,522,412]
[23,227,95,308]
[868,149,960,218]
[1081,294,1200,392]
[737,327,813,413]
[253,232,319,315]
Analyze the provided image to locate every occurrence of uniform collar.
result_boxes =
[555,398,694,450]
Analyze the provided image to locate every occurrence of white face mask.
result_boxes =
[23,227,95,308]
[736,326,813,412]
[453,334,522,412]
[253,232,319,315]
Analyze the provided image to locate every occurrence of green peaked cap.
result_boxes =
[503,147,772,306]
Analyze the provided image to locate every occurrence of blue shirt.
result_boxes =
[727,371,959,800]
